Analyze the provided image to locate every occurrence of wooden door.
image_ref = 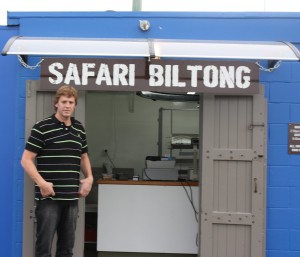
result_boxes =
[199,89,266,257]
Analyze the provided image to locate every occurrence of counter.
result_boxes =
[96,180,199,254]
[97,179,198,186]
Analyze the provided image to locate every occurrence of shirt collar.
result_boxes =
[51,114,74,126]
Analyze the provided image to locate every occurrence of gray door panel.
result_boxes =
[199,90,266,257]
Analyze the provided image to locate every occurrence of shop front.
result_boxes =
[1,11,300,257]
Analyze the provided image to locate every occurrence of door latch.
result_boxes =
[254,178,258,193]
[248,122,265,130]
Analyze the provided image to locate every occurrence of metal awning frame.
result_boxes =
[2,36,300,60]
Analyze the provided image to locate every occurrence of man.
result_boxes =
[21,85,93,257]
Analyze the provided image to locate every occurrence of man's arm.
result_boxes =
[79,152,93,197]
[20,149,55,198]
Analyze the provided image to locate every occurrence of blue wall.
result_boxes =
[262,63,300,257]
[0,26,20,257]
[2,12,300,257]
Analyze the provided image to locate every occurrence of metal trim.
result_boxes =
[2,36,300,61]
[1,35,20,56]
[281,41,300,60]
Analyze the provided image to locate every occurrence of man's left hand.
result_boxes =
[78,177,93,197]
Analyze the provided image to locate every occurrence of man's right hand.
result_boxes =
[39,181,55,198]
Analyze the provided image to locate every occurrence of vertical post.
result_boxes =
[132,0,142,11]
[158,108,163,156]
[198,94,204,257]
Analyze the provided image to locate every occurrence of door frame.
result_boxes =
[22,81,267,257]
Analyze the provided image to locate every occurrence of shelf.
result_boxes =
[158,108,199,157]
[171,144,195,150]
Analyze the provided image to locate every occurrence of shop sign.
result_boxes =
[40,58,259,94]
[288,123,300,154]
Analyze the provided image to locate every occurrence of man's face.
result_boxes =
[55,95,76,120]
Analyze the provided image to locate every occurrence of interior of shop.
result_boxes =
[84,91,200,257]
[86,91,199,180]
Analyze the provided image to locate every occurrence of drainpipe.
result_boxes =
[132,0,142,11]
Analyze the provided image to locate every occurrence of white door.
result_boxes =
[199,89,267,257]
[23,80,86,257]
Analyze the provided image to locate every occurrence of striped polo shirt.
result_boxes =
[25,114,88,200]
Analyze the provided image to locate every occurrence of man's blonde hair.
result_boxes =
[54,85,78,111]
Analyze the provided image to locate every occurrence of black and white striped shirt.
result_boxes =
[25,114,88,200]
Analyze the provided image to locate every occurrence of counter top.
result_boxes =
[96,179,198,186]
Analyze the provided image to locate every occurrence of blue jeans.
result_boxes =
[35,199,79,257]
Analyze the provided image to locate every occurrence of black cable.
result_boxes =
[180,180,199,248]
[143,169,153,180]
[180,180,199,223]
[104,150,116,168]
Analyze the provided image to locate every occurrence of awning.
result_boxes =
[2,36,300,61]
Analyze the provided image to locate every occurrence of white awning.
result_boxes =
[2,36,300,61]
